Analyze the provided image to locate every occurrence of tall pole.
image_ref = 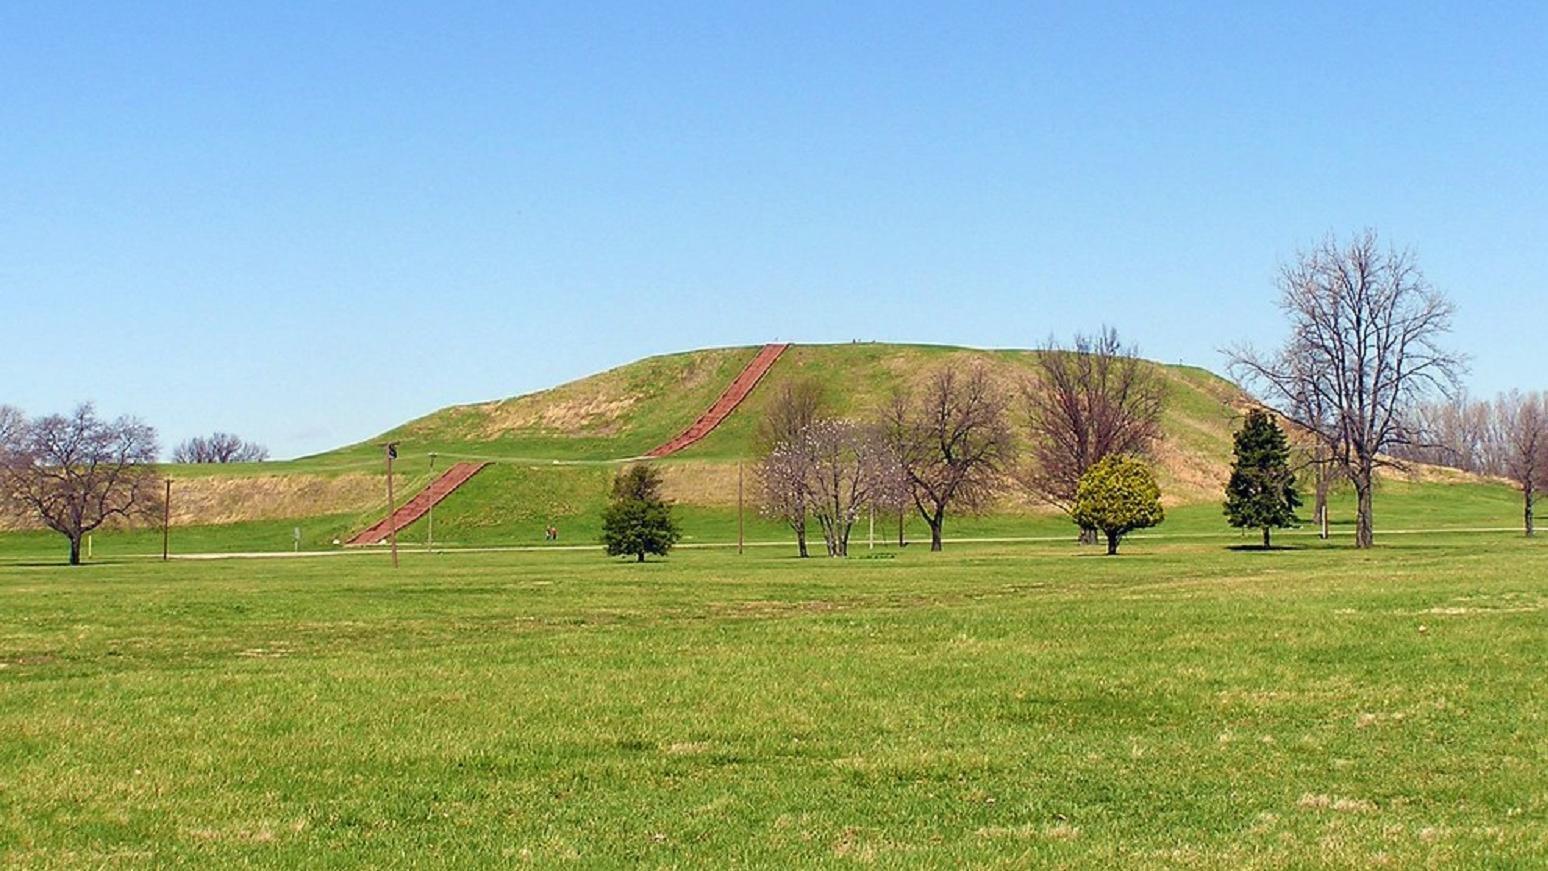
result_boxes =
[737,461,744,556]
[427,451,437,552]
[162,479,172,561]
[385,443,399,568]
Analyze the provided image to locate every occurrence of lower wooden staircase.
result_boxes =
[346,461,488,546]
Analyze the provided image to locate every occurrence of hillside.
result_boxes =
[326,342,1247,473]
[171,344,1251,537]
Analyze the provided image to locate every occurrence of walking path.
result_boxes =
[147,525,1531,561]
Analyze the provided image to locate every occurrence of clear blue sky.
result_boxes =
[3,2,1544,459]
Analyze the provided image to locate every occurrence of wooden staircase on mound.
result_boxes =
[646,343,790,458]
[345,461,488,546]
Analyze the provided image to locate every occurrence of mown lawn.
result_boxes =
[1,535,1545,867]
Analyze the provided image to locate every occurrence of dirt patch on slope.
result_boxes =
[0,474,383,531]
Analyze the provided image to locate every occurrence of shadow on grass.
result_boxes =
[1225,544,1304,552]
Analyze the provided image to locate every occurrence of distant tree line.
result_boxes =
[172,432,269,464]
[1390,392,1548,536]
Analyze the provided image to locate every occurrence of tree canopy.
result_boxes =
[0,404,162,565]
[601,464,680,562]
[1072,454,1164,555]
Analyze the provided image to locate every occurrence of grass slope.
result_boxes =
[2,535,1545,866]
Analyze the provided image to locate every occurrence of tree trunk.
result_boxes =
[898,510,906,547]
[636,551,645,563]
[69,534,82,566]
[1354,470,1374,549]
[1314,450,1330,539]
[1105,531,1119,555]
[796,525,809,557]
[1079,526,1098,546]
[1526,486,1535,538]
[928,514,944,551]
[1262,527,1271,549]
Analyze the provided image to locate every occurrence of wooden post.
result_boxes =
[737,461,744,555]
[385,443,399,568]
[162,478,172,561]
[427,451,437,551]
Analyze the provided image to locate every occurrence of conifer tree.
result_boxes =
[1224,409,1301,548]
[601,464,681,562]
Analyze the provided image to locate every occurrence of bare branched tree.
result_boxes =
[1392,395,1492,473]
[756,378,827,453]
[1229,230,1464,548]
[0,405,23,458]
[884,362,1012,551]
[172,432,268,463]
[0,404,162,564]
[755,378,831,557]
[758,440,814,557]
[1487,392,1547,536]
[800,420,891,557]
[1020,328,1165,542]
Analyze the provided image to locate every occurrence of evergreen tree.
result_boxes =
[601,464,681,562]
[1224,409,1302,548]
[1071,455,1165,555]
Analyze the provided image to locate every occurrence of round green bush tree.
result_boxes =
[1072,454,1164,555]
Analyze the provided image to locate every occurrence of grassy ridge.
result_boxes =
[2,534,1544,865]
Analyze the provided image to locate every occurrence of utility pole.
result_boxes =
[737,461,744,555]
[427,451,438,552]
[162,478,172,561]
[385,442,399,568]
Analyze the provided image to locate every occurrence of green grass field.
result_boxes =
[2,526,1545,867]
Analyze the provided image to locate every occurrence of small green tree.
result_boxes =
[601,464,681,562]
[1223,409,1301,548]
[1072,455,1164,555]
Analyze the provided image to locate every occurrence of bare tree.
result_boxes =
[0,405,22,457]
[0,404,162,565]
[756,378,827,453]
[757,440,814,557]
[1486,391,1548,537]
[884,362,1012,551]
[1020,328,1165,542]
[755,378,830,557]
[172,432,268,463]
[800,420,891,557]
[1229,230,1464,548]
[1392,395,1491,472]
